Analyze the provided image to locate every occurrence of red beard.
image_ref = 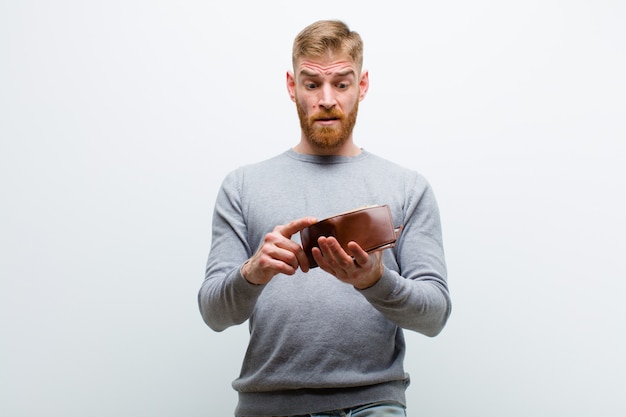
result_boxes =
[296,100,359,150]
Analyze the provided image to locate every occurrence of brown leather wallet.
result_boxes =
[301,205,402,268]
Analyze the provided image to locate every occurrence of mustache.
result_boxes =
[310,109,344,121]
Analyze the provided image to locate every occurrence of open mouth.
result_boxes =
[311,110,343,125]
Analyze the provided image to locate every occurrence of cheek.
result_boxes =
[340,97,358,112]
[297,97,316,114]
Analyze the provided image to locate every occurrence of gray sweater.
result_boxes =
[198,149,451,416]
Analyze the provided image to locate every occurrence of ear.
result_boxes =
[286,71,296,102]
[358,70,369,101]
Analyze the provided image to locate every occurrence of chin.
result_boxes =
[309,135,348,151]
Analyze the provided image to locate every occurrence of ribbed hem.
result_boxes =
[235,379,409,417]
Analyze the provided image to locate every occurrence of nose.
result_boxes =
[318,84,336,109]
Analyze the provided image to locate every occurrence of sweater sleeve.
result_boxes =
[197,170,264,332]
[358,177,451,337]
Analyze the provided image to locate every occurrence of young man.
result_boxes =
[198,20,451,417]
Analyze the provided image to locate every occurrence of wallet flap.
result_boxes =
[301,205,401,268]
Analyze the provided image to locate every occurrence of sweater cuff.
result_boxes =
[357,267,397,301]
[233,265,266,296]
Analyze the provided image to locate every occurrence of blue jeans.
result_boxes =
[285,401,407,417]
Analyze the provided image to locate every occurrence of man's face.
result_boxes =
[288,54,368,152]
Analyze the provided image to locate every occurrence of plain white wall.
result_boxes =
[1,1,625,416]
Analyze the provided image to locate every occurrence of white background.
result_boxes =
[1,1,625,416]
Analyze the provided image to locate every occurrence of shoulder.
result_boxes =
[362,150,429,184]
[222,151,291,180]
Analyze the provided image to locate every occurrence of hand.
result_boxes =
[242,216,318,285]
[312,237,384,289]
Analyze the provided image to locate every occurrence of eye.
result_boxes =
[336,82,349,89]
[305,82,318,90]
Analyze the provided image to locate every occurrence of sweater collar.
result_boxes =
[285,148,369,164]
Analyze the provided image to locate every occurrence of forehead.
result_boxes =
[295,53,359,78]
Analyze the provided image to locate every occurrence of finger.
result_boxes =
[346,241,370,266]
[295,247,311,273]
[318,236,354,268]
[277,216,318,238]
[272,233,311,270]
[269,243,301,271]
[311,246,335,273]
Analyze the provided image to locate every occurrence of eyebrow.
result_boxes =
[299,68,356,78]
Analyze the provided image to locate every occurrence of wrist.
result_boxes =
[353,264,385,290]
[240,261,255,284]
